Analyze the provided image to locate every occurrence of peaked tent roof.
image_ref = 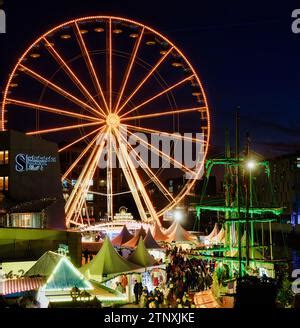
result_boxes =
[127,237,157,267]
[25,251,64,277]
[122,226,147,248]
[45,257,93,291]
[25,251,92,291]
[111,225,133,247]
[164,220,177,235]
[144,229,162,249]
[166,222,197,242]
[211,227,225,244]
[205,223,219,240]
[151,222,168,242]
[80,237,141,278]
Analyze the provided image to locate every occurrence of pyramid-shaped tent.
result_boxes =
[25,251,64,277]
[122,226,147,248]
[127,237,157,267]
[211,227,225,244]
[80,237,141,280]
[205,223,219,241]
[44,257,93,291]
[111,225,133,247]
[151,222,168,242]
[164,220,177,235]
[144,229,162,249]
[166,222,197,242]
[25,251,92,291]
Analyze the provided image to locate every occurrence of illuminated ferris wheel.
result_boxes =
[1,16,210,228]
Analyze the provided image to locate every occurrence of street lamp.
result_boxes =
[174,210,183,222]
[245,159,256,171]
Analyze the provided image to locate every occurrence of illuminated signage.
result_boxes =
[15,153,56,172]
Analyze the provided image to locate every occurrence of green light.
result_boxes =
[196,205,283,216]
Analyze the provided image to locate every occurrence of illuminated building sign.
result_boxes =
[15,153,56,172]
[114,206,133,220]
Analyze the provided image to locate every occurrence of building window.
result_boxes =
[0,176,8,191]
[0,150,9,165]
[86,193,94,201]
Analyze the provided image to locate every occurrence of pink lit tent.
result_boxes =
[122,226,147,248]
[111,225,133,247]
[151,222,169,242]
[164,220,177,235]
[166,222,198,242]
[204,223,219,241]
[143,229,162,249]
[211,227,225,244]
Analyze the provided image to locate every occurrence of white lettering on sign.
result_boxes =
[15,153,56,172]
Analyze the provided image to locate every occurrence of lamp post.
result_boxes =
[245,159,256,267]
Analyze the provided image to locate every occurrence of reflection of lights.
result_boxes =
[246,160,256,171]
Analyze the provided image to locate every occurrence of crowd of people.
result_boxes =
[132,245,215,308]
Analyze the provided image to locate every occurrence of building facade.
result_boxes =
[0,130,65,229]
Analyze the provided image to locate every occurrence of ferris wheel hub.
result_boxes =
[106,113,120,128]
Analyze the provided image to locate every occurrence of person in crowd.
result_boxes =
[83,249,89,264]
[133,280,140,304]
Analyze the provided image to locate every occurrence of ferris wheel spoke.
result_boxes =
[6,98,99,122]
[116,47,174,115]
[65,142,99,212]
[58,126,103,152]
[18,64,101,118]
[108,18,113,112]
[106,129,114,220]
[26,121,102,136]
[114,27,145,112]
[121,106,206,122]
[65,133,106,225]
[62,129,105,180]
[73,22,109,114]
[43,38,106,117]
[116,129,160,226]
[123,126,196,177]
[120,74,195,119]
[111,131,149,222]
[125,124,208,145]
[118,131,175,203]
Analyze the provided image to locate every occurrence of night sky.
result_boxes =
[0,0,300,158]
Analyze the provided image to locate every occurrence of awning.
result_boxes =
[1,277,45,295]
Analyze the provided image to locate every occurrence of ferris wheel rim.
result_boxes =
[2,15,211,225]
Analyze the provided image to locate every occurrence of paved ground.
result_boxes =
[193,290,222,308]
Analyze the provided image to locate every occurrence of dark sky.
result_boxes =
[0,0,300,158]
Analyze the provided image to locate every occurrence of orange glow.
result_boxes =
[7,98,99,122]
[1,16,210,224]
[116,47,174,114]
[58,126,103,152]
[121,106,206,122]
[18,64,101,117]
[27,121,101,135]
[120,74,195,119]
[74,22,109,114]
[114,27,144,112]
[43,38,105,117]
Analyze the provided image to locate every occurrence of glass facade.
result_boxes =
[10,212,43,228]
